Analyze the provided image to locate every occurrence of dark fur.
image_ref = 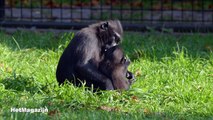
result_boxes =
[56,20,123,90]
[99,46,134,90]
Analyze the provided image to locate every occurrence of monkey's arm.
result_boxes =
[75,63,114,90]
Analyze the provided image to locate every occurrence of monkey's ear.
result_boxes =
[100,22,109,30]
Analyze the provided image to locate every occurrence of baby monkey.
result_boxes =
[99,45,134,90]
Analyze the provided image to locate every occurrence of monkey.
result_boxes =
[56,20,124,90]
[99,45,135,90]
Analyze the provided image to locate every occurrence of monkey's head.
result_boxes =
[106,46,130,66]
[95,20,123,49]
[100,46,130,78]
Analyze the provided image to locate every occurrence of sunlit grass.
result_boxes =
[0,30,212,119]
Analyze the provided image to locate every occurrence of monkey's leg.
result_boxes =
[75,63,114,90]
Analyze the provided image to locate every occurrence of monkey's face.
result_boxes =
[98,21,123,49]
[105,31,121,49]
[104,46,130,70]
[120,56,130,67]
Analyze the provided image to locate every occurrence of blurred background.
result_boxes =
[0,0,213,32]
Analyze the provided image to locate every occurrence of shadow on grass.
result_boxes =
[122,32,213,61]
[0,30,73,51]
[0,30,212,61]
[0,74,46,94]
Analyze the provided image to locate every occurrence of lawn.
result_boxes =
[0,30,212,119]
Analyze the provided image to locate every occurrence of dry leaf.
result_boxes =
[144,108,151,115]
[99,106,120,112]
[48,109,60,116]
[135,70,142,77]
[99,106,113,112]
[131,95,139,102]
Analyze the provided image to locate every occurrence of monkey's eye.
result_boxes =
[121,57,126,64]
[113,35,120,43]
[100,22,109,30]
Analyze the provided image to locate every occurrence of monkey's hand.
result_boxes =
[76,63,115,90]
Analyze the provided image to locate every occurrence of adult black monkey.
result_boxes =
[56,20,124,90]
[99,45,134,90]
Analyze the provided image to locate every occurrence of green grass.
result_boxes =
[0,30,213,119]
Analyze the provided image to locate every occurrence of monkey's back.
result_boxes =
[56,27,100,84]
